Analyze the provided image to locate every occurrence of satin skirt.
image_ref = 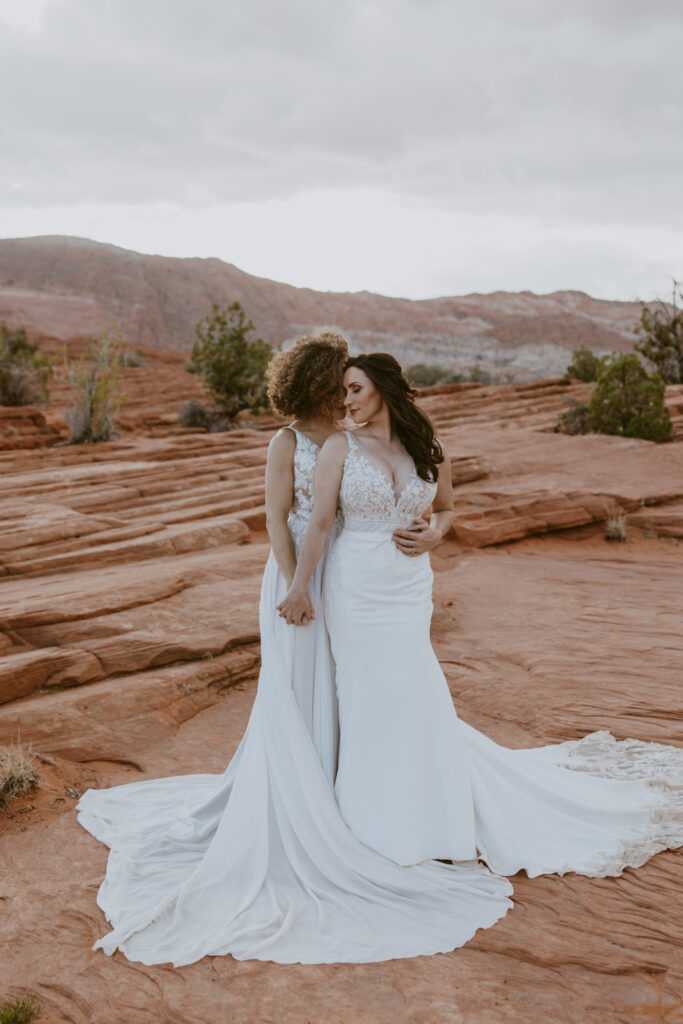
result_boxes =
[325,527,683,878]
[76,525,514,966]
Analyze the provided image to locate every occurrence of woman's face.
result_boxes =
[343,367,384,423]
[332,380,346,421]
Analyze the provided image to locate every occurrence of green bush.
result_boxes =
[59,327,125,443]
[0,325,52,407]
[556,398,591,435]
[635,279,683,384]
[0,993,41,1024]
[190,302,272,420]
[587,354,671,442]
[564,346,606,382]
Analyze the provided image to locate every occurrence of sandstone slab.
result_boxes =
[1,369,682,1023]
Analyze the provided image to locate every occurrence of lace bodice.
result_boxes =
[340,430,437,532]
[284,426,319,534]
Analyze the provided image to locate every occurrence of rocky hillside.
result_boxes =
[1,363,683,1022]
[0,235,648,378]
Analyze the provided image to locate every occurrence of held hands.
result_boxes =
[277,585,315,627]
[392,519,440,556]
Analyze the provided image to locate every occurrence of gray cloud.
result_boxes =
[1,0,682,228]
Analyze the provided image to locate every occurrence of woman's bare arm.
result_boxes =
[265,429,298,587]
[277,432,347,625]
[392,441,455,556]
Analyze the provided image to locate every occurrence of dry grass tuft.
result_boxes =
[605,513,628,542]
[0,740,39,803]
[0,993,42,1024]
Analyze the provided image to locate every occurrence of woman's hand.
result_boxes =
[392,519,441,556]
[277,586,315,626]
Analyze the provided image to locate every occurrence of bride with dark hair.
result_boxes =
[279,352,683,876]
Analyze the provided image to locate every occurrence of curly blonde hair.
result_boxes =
[266,331,349,418]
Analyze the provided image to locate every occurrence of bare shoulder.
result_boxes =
[317,430,349,471]
[267,426,296,464]
[437,436,451,459]
[321,430,350,454]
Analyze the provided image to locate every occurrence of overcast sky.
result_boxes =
[1,0,682,300]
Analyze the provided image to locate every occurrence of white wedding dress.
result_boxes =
[325,430,683,879]
[76,426,683,966]
[76,427,512,966]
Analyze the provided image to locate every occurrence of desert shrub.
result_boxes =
[178,398,212,429]
[440,370,467,384]
[190,302,272,420]
[635,279,683,384]
[177,399,232,433]
[116,348,145,368]
[564,346,606,383]
[404,363,508,387]
[0,993,41,1024]
[59,327,125,443]
[587,353,671,442]
[0,740,38,803]
[405,363,447,387]
[556,398,591,435]
[0,325,52,407]
[605,514,628,541]
[467,365,492,384]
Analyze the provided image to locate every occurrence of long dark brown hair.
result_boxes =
[344,353,444,482]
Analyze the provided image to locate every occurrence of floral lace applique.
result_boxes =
[340,431,437,532]
[543,730,683,877]
[285,426,319,534]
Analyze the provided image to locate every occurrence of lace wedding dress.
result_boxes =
[76,427,514,966]
[325,430,683,877]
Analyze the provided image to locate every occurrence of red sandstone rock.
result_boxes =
[0,367,682,1022]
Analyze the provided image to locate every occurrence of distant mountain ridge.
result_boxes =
[0,235,643,379]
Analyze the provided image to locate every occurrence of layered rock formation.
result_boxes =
[0,235,650,378]
[1,357,682,1023]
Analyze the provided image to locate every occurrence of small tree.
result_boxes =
[190,302,272,419]
[564,346,606,383]
[587,354,671,443]
[635,279,683,384]
[59,327,125,443]
[0,325,52,406]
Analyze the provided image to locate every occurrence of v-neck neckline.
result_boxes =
[349,436,417,505]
